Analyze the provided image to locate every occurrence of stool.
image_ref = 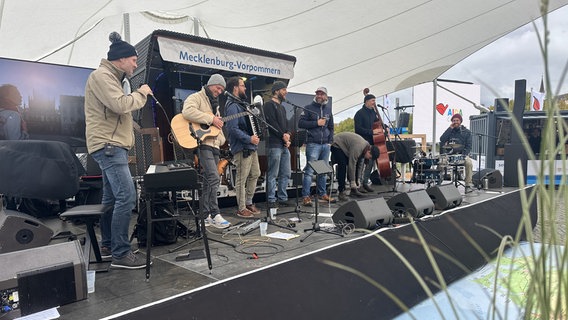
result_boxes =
[60,204,106,265]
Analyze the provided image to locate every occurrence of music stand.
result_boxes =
[301,160,344,242]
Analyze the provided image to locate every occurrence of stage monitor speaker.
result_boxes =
[473,169,503,189]
[0,210,53,254]
[332,198,393,229]
[0,240,87,316]
[426,184,462,210]
[387,190,434,218]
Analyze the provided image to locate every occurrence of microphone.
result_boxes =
[376,104,387,110]
[172,96,182,101]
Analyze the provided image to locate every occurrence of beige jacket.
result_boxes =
[84,59,149,154]
[181,87,225,148]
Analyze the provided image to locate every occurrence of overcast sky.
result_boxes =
[335,5,568,122]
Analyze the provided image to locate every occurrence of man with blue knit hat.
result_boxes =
[182,74,231,228]
[85,32,153,269]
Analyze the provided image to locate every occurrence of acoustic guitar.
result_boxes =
[170,111,250,149]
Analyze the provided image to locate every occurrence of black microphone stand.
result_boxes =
[282,100,320,218]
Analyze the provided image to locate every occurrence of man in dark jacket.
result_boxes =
[354,94,384,192]
[298,87,335,205]
[263,81,291,208]
[224,76,261,218]
[440,113,473,192]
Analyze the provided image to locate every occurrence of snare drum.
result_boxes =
[420,156,440,168]
[448,154,465,165]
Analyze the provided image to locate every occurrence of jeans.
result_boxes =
[233,150,260,210]
[198,146,221,217]
[91,147,136,259]
[302,143,330,197]
[362,158,376,186]
[266,146,291,203]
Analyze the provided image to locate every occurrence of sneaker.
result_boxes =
[100,246,139,259]
[362,184,374,192]
[268,201,278,208]
[319,194,337,203]
[100,246,112,259]
[211,214,231,229]
[110,251,148,270]
[204,214,214,227]
[338,191,349,201]
[465,186,474,194]
[246,204,261,214]
[302,197,313,207]
[237,208,255,218]
[358,187,368,194]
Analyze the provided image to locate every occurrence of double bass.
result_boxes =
[363,88,391,179]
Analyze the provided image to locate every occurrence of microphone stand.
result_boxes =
[283,100,319,219]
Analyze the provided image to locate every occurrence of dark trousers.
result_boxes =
[331,146,348,192]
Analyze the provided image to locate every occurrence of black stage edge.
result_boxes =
[109,186,536,320]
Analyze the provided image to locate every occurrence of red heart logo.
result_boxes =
[436,103,448,115]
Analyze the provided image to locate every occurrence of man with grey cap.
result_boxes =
[182,74,231,229]
[263,80,292,208]
[85,31,153,269]
[298,87,335,205]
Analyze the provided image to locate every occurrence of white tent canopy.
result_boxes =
[0,0,566,114]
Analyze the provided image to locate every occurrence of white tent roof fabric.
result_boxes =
[0,0,566,114]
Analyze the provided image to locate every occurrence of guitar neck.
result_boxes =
[222,111,249,122]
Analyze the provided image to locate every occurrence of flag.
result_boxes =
[384,94,390,109]
[531,89,544,111]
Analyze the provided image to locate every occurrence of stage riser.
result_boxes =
[114,187,536,320]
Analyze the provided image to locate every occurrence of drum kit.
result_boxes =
[410,144,465,187]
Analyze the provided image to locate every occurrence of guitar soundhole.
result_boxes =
[200,124,210,130]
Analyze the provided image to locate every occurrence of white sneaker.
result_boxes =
[204,214,213,227]
[211,214,231,229]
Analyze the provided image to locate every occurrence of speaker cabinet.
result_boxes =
[387,190,434,218]
[0,209,53,254]
[473,169,503,189]
[332,198,393,229]
[426,184,462,210]
[0,241,87,316]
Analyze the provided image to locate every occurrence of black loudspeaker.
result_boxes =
[473,169,503,189]
[332,198,393,229]
[398,112,410,127]
[387,190,435,218]
[426,184,462,210]
[0,209,53,254]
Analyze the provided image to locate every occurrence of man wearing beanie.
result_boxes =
[440,113,474,192]
[0,84,28,140]
[298,87,336,205]
[354,93,385,193]
[85,32,153,269]
[263,80,292,208]
[181,74,231,229]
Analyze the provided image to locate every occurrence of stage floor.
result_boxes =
[7,182,516,320]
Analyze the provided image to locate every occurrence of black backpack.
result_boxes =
[134,197,179,247]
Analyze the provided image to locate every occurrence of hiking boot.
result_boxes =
[110,251,148,270]
[211,214,231,229]
[278,200,292,207]
[338,191,349,201]
[318,194,337,203]
[302,197,313,207]
[362,184,374,192]
[246,204,261,214]
[358,186,368,193]
[350,188,364,197]
[268,201,278,208]
[237,208,255,218]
